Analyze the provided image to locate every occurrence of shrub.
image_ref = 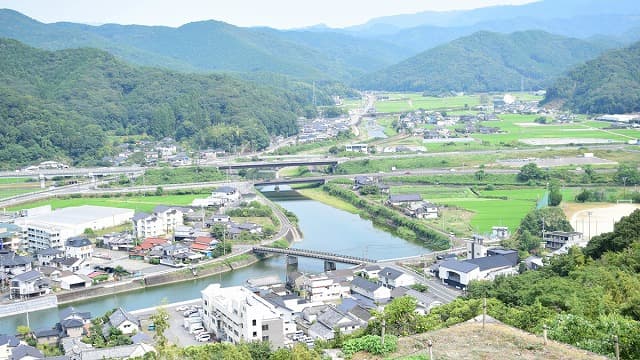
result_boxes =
[342,335,397,357]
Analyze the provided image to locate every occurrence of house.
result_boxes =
[0,223,23,252]
[300,274,350,302]
[64,237,93,262]
[210,186,241,204]
[9,344,43,360]
[438,255,517,290]
[36,248,64,267]
[352,176,374,189]
[9,270,49,300]
[173,226,194,241]
[129,238,168,259]
[350,276,391,301]
[0,335,21,360]
[58,307,91,338]
[525,256,544,270]
[358,265,381,280]
[486,248,519,266]
[491,226,510,240]
[387,194,423,207]
[51,257,86,272]
[71,343,155,360]
[543,231,584,250]
[190,236,218,256]
[379,267,415,289]
[0,250,32,276]
[412,202,439,219]
[391,287,443,314]
[207,214,231,225]
[32,329,59,346]
[104,308,139,335]
[308,306,363,340]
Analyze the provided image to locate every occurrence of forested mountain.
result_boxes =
[0,9,407,80]
[0,38,314,167]
[353,31,608,92]
[544,41,640,114]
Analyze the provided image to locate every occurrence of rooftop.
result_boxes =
[389,194,423,203]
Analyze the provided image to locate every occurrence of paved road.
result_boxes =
[381,263,462,303]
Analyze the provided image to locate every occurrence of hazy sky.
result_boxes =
[0,0,537,29]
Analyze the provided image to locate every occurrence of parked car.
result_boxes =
[183,309,197,317]
[197,334,211,342]
[147,323,156,331]
[189,325,205,334]
[176,305,189,312]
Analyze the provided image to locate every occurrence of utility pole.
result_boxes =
[381,318,386,346]
[588,211,592,240]
[428,339,433,360]
[614,335,620,360]
[482,297,487,330]
[543,324,548,345]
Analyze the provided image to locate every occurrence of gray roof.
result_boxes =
[439,259,479,273]
[59,307,91,322]
[389,194,422,203]
[213,186,237,194]
[317,306,359,329]
[78,344,153,360]
[466,255,514,271]
[34,329,60,338]
[132,212,152,221]
[108,307,138,328]
[11,344,44,360]
[379,267,406,280]
[0,334,20,347]
[60,318,84,329]
[53,257,80,266]
[130,332,152,344]
[65,237,91,248]
[153,205,177,214]
[351,276,382,292]
[13,270,42,282]
[0,252,32,267]
[36,248,64,256]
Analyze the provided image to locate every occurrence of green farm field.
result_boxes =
[376,93,482,113]
[391,185,546,234]
[0,178,47,199]
[8,194,202,213]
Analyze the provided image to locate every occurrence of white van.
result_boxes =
[189,324,204,334]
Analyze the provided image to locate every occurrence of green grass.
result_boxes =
[391,185,545,234]
[296,187,359,214]
[0,178,47,199]
[375,93,482,113]
[8,194,203,213]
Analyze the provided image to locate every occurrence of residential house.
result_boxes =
[104,308,139,336]
[210,186,241,205]
[344,144,368,153]
[0,250,32,277]
[0,224,23,252]
[173,226,194,241]
[51,257,85,272]
[350,276,391,301]
[299,274,350,302]
[35,248,63,267]
[525,256,544,270]
[69,343,155,360]
[9,344,43,360]
[58,307,91,338]
[411,202,439,219]
[308,306,363,340]
[32,329,59,346]
[543,231,584,250]
[357,265,381,280]
[387,194,423,208]
[129,238,168,259]
[64,237,93,262]
[438,255,517,290]
[379,267,415,289]
[201,284,288,348]
[189,236,218,257]
[491,226,510,240]
[0,335,21,360]
[9,270,49,300]
[391,287,443,314]
[57,273,92,290]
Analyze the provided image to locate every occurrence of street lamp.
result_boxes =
[587,211,592,240]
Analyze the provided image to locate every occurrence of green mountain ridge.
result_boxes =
[0,38,312,168]
[353,30,609,92]
[544,41,640,114]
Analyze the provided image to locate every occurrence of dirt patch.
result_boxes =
[352,321,606,360]
[567,203,640,240]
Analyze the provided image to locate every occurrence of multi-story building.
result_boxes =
[300,274,350,302]
[543,231,583,250]
[0,223,24,251]
[65,236,93,262]
[201,284,288,348]
[132,206,183,239]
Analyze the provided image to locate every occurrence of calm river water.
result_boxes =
[0,192,428,334]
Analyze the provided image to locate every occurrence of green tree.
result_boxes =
[615,163,640,186]
[149,305,170,349]
[518,163,546,182]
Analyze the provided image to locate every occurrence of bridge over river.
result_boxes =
[252,246,376,271]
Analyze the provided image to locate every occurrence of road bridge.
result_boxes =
[254,178,326,187]
[253,246,375,271]
[217,159,338,170]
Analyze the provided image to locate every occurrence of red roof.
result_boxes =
[135,237,168,251]
[190,242,210,251]
[195,236,214,244]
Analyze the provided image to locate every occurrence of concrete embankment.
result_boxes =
[0,295,58,318]
[56,254,262,306]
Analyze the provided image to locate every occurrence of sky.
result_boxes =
[0,0,537,29]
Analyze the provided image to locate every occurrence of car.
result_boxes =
[197,334,211,342]
[176,305,189,312]
[193,329,207,337]
[183,309,197,317]
[147,323,156,331]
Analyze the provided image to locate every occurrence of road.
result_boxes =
[379,262,462,303]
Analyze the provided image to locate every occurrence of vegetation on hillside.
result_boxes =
[354,30,606,92]
[0,38,311,167]
[544,41,640,114]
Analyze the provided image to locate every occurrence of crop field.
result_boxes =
[9,194,202,213]
[474,114,638,145]
[0,178,46,199]
[375,93,482,113]
[391,185,545,234]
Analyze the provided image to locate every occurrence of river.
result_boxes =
[0,191,429,334]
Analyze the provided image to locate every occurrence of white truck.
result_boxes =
[183,317,202,329]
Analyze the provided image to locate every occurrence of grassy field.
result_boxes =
[8,194,202,213]
[296,187,359,214]
[375,93,482,113]
[391,185,545,234]
[0,178,47,199]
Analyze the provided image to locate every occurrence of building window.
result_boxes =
[252,331,257,337]
[262,324,269,331]
[262,335,269,341]
[252,319,257,326]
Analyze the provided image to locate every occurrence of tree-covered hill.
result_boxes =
[0,38,313,167]
[0,9,407,80]
[353,30,608,92]
[543,41,640,114]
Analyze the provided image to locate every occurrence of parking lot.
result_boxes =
[132,299,210,346]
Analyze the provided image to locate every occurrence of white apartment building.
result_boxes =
[25,223,74,251]
[301,274,350,302]
[132,206,183,239]
[201,284,288,348]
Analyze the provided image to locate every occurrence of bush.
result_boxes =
[342,335,397,357]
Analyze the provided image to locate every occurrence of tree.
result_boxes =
[328,146,339,155]
[548,181,562,206]
[615,164,640,186]
[155,186,164,196]
[149,305,170,348]
[518,163,546,182]
[584,209,640,259]
[474,169,487,181]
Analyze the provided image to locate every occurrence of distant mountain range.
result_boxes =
[544,41,640,114]
[353,31,610,93]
